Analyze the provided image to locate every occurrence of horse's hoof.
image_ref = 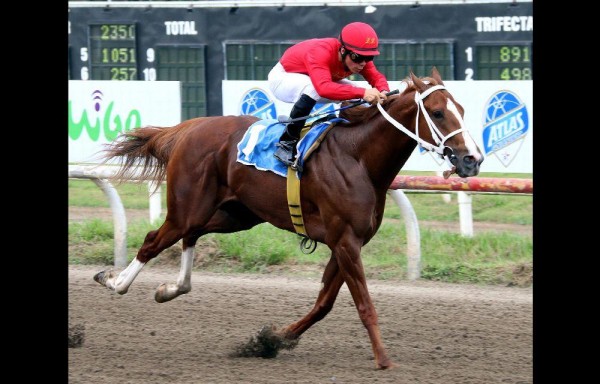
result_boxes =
[93,270,107,286]
[230,324,299,358]
[155,284,168,303]
[155,282,177,303]
[93,269,114,287]
[155,282,191,303]
[377,360,398,370]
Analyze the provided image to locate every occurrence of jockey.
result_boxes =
[268,22,391,167]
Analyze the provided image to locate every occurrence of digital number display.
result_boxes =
[89,24,138,80]
[476,44,532,80]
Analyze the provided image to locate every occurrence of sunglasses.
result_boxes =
[348,51,374,63]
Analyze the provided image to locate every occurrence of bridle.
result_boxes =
[376,84,466,165]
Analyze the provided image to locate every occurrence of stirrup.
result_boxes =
[276,140,296,151]
[274,145,294,166]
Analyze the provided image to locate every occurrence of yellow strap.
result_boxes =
[284,121,336,238]
[286,166,307,236]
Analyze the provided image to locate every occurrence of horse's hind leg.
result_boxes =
[154,207,263,303]
[153,235,196,303]
[94,219,185,295]
[236,255,344,359]
[278,255,344,338]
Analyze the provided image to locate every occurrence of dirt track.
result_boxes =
[69,264,532,383]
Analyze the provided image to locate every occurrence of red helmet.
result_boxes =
[339,22,380,55]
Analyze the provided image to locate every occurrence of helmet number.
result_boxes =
[365,37,376,44]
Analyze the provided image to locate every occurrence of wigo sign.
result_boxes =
[68,81,181,164]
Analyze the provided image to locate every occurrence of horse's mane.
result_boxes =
[339,76,437,124]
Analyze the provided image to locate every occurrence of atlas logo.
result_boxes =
[482,90,529,167]
[239,88,277,120]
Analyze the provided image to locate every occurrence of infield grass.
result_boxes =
[68,171,533,286]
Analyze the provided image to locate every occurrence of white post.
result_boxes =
[148,181,162,224]
[92,178,128,268]
[389,190,421,280]
[457,191,473,237]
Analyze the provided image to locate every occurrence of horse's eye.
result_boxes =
[432,110,443,119]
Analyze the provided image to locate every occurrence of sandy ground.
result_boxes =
[68,264,532,384]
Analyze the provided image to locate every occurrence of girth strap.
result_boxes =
[286,167,307,236]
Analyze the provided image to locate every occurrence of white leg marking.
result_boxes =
[176,246,195,292]
[154,246,195,302]
[110,259,146,294]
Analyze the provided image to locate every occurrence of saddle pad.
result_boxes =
[236,117,347,178]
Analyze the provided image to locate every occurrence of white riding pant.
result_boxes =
[268,62,356,104]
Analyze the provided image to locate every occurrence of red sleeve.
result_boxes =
[305,51,366,100]
[280,38,390,100]
[361,62,390,92]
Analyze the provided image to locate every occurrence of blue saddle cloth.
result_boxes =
[237,117,347,178]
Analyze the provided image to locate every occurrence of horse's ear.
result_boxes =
[431,67,444,85]
[411,71,427,92]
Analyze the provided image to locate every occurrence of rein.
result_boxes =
[376,85,466,159]
[279,90,400,124]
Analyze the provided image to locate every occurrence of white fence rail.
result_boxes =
[68,165,531,279]
[69,165,163,268]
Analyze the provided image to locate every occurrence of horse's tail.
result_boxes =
[102,124,182,185]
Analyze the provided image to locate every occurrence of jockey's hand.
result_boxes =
[363,88,388,105]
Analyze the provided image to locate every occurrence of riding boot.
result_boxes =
[274,94,317,167]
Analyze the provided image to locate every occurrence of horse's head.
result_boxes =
[405,68,484,178]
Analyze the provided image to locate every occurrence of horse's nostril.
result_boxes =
[464,156,475,166]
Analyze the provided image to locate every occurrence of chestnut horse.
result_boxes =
[93,68,483,369]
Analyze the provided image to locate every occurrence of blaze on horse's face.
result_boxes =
[411,69,484,178]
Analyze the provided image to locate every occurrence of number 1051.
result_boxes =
[101,48,136,64]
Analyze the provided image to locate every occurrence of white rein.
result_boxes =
[376,84,466,157]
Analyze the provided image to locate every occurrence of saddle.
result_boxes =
[236,115,346,178]
[236,115,348,244]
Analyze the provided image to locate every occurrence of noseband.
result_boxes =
[376,84,466,162]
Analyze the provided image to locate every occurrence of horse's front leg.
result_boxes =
[278,254,345,338]
[333,229,396,370]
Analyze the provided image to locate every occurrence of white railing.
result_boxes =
[68,165,163,267]
[69,164,531,279]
